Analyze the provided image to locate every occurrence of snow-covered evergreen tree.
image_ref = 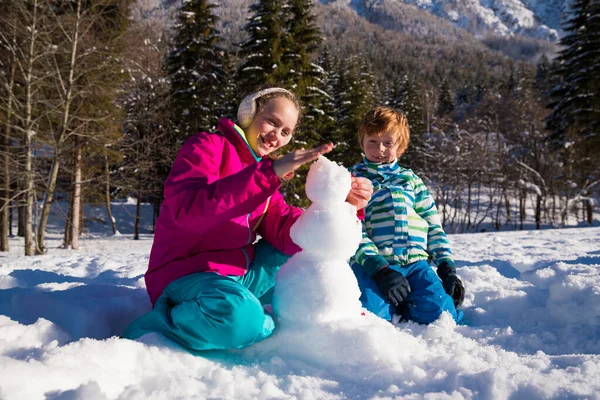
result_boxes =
[284,0,328,155]
[305,49,338,145]
[335,57,376,166]
[165,0,223,135]
[214,54,239,122]
[546,0,600,169]
[239,0,287,92]
[282,0,321,95]
[397,75,426,171]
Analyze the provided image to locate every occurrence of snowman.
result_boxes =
[273,156,364,326]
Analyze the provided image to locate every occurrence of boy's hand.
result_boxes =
[437,262,465,308]
[452,277,465,308]
[372,266,411,307]
[346,177,373,210]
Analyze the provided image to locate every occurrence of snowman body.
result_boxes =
[273,156,364,325]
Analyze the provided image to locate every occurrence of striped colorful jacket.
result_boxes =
[349,158,454,276]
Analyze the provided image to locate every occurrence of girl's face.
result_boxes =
[246,97,299,157]
[362,131,400,164]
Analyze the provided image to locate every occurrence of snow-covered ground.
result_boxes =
[1,210,599,399]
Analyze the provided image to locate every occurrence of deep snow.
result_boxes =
[0,199,599,399]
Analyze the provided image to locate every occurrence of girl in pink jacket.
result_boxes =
[122,87,372,352]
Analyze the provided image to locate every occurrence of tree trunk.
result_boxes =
[134,188,141,240]
[466,180,472,231]
[494,195,501,231]
[24,136,34,256]
[9,203,13,237]
[440,186,448,226]
[79,190,84,236]
[18,198,24,237]
[62,143,75,247]
[586,199,593,225]
[23,0,40,256]
[504,189,511,223]
[519,190,526,230]
[63,195,73,247]
[535,194,542,230]
[37,0,82,253]
[152,196,161,233]
[104,150,117,234]
[71,137,82,249]
[1,22,17,252]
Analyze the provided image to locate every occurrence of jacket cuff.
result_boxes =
[257,157,282,189]
[436,258,455,268]
[363,255,388,277]
[357,208,365,221]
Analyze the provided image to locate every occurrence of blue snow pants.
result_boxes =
[351,260,463,324]
[122,240,292,351]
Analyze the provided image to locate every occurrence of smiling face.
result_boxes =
[245,97,299,157]
[358,106,410,164]
[362,130,400,164]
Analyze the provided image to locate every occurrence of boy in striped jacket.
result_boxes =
[349,106,464,324]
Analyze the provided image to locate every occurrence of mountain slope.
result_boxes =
[335,0,571,41]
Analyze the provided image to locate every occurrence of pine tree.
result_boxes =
[335,57,376,167]
[397,76,426,171]
[166,0,223,136]
[282,0,322,96]
[283,0,326,157]
[214,53,239,122]
[546,0,600,166]
[304,49,337,147]
[535,54,553,93]
[239,0,287,92]
[437,80,455,117]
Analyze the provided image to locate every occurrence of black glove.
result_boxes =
[437,262,465,309]
[452,277,465,309]
[372,267,411,307]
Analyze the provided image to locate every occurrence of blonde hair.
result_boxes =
[358,106,410,156]
[255,90,300,118]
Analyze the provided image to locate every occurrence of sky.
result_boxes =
[0,159,599,399]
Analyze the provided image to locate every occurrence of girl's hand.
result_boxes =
[272,142,334,179]
[346,177,373,210]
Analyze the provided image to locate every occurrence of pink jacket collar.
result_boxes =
[217,118,261,165]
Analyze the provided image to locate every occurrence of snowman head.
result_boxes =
[290,156,362,259]
[305,156,352,205]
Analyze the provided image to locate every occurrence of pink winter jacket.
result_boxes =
[145,118,303,305]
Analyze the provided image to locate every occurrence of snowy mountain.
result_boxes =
[137,0,563,63]
[325,0,571,41]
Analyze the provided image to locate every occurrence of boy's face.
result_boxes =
[362,130,400,164]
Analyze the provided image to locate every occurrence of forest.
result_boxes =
[0,0,598,255]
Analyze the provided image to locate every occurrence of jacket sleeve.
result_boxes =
[161,134,281,235]
[411,173,454,267]
[257,190,303,255]
[355,223,382,276]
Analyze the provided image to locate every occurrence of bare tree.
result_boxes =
[118,13,172,240]
[0,3,18,251]
[20,0,44,256]
[36,0,84,252]
[103,147,117,234]
[70,136,82,249]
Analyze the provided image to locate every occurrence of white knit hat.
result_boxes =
[237,87,293,128]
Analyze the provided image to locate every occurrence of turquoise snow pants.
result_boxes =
[351,260,463,324]
[122,240,292,351]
